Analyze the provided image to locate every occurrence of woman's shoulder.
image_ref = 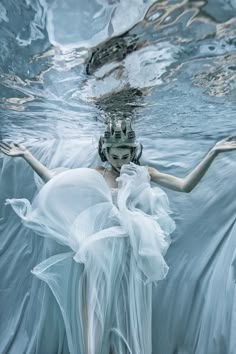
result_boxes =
[90,165,105,173]
[131,164,153,176]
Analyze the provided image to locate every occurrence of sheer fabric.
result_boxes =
[5,163,175,354]
[2,139,236,354]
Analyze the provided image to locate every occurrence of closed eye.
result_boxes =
[111,155,129,159]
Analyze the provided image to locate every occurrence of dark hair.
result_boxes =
[98,137,143,165]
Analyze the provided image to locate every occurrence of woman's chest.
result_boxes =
[97,168,119,189]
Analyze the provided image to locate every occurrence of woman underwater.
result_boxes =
[0,118,236,354]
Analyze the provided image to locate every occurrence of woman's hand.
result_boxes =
[0,142,28,157]
[0,142,52,183]
[211,136,236,154]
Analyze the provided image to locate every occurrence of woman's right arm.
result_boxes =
[0,142,52,183]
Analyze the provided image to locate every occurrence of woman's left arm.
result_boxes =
[149,136,236,193]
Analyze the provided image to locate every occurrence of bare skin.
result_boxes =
[94,147,133,188]
[1,136,236,354]
[1,137,236,190]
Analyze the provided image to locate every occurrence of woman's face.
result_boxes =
[106,147,132,173]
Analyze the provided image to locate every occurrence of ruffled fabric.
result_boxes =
[117,162,176,284]
[5,163,176,354]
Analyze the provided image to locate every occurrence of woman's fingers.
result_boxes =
[0,142,12,148]
[0,143,11,151]
[225,138,236,145]
[0,147,10,155]
[224,135,236,142]
[219,136,233,143]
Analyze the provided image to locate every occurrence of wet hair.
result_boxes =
[98,137,143,165]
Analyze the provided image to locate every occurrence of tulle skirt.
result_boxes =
[2,139,236,354]
[5,164,176,354]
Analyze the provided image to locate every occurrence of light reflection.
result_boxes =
[0,0,236,140]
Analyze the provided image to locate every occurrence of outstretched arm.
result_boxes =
[148,136,236,193]
[0,142,52,183]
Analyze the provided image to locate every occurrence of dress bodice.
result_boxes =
[110,187,118,208]
[102,166,119,208]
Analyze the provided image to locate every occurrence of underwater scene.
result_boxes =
[1,0,236,353]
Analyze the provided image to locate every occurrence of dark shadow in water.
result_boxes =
[86,32,146,75]
[95,87,146,123]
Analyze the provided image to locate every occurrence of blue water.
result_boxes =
[0,0,236,141]
[1,2,236,354]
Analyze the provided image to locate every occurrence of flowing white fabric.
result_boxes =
[2,139,236,354]
[5,162,175,354]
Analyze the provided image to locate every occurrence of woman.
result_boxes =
[0,119,236,354]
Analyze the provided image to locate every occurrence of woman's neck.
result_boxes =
[110,165,120,176]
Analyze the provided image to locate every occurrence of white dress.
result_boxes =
[6,162,176,354]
